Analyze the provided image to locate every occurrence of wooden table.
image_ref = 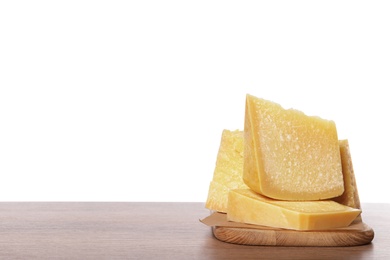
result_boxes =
[0,202,388,259]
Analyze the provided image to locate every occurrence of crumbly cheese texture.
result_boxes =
[243,94,344,200]
[205,181,230,212]
[227,189,361,230]
[333,140,361,209]
[205,130,248,212]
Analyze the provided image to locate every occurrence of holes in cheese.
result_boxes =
[227,189,361,231]
[243,94,344,200]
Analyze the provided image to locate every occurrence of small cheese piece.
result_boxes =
[205,130,248,212]
[211,130,245,185]
[205,181,230,212]
[333,140,361,209]
[227,189,361,231]
[243,94,344,200]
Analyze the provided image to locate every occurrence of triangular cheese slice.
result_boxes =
[243,94,344,200]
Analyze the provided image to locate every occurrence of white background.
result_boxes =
[0,1,389,202]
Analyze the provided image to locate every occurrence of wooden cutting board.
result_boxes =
[201,213,374,247]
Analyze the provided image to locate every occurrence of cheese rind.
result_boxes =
[333,140,361,209]
[205,130,248,212]
[227,189,361,230]
[243,94,344,200]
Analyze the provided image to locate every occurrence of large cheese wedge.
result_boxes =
[333,140,361,209]
[227,189,361,230]
[205,130,248,212]
[243,94,344,200]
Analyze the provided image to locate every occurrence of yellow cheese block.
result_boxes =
[211,130,244,184]
[205,181,230,212]
[227,189,361,231]
[333,140,361,209]
[243,94,344,200]
[205,130,248,212]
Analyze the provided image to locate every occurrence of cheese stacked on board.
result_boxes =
[205,94,361,230]
[228,189,360,231]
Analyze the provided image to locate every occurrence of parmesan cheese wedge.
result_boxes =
[243,94,344,200]
[333,140,361,209]
[205,130,248,212]
[227,189,361,230]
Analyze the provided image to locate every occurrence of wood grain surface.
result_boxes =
[206,212,374,246]
[213,221,374,247]
[0,202,388,259]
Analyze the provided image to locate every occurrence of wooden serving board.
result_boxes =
[201,213,374,247]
